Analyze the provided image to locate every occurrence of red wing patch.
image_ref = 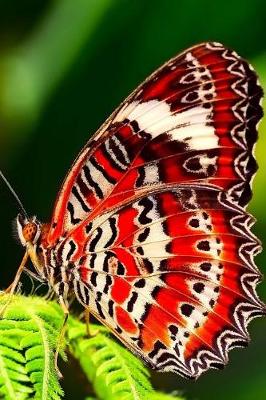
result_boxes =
[39,42,265,378]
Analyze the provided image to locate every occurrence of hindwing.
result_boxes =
[64,185,264,378]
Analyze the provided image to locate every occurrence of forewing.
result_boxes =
[67,185,265,378]
[47,42,263,244]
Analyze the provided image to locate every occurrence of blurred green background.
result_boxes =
[0,1,265,399]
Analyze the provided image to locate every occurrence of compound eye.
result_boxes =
[17,213,26,227]
[22,222,38,243]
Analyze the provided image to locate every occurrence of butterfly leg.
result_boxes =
[54,296,69,379]
[24,267,45,283]
[4,251,29,294]
[84,307,99,337]
[0,251,29,316]
[44,286,55,301]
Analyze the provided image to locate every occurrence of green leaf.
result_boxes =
[68,319,153,400]
[0,294,64,400]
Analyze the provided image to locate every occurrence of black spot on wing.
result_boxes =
[89,227,103,252]
[127,291,138,312]
[105,217,118,248]
[138,197,154,224]
[67,202,82,225]
[83,164,104,199]
[71,186,90,212]
[66,240,77,260]
[138,227,150,243]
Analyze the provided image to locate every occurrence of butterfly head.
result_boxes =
[16,214,41,247]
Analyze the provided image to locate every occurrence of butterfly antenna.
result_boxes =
[0,170,29,219]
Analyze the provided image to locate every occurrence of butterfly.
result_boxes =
[9,42,265,379]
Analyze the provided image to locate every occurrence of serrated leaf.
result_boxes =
[68,319,153,400]
[0,295,64,399]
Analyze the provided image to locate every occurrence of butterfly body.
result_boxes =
[15,42,264,379]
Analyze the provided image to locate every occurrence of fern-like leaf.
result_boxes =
[0,295,64,400]
[68,319,153,400]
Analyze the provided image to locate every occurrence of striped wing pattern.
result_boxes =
[41,42,264,378]
[72,185,263,378]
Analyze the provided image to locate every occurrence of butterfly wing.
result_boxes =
[68,184,264,378]
[47,42,263,245]
[43,42,264,378]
